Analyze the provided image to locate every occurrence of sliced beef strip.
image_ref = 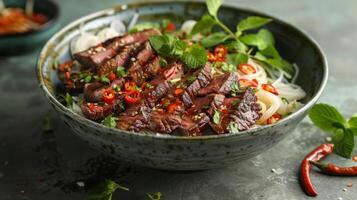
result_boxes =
[74,29,161,69]
[81,102,114,121]
[206,94,225,117]
[144,78,171,108]
[148,111,182,134]
[83,78,125,102]
[229,87,261,131]
[181,63,213,107]
[127,41,155,84]
[209,88,261,134]
[162,61,184,81]
[97,42,142,76]
[178,113,210,137]
[197,72,239,96]
[116,114,147,132]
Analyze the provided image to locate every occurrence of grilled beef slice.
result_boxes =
[81,102,114,121]
[198,72,239,96]
[74,29,161,69]
[97,42,142,75]
[179,113,210,137]
[148,111,182,134]
[181,63,213,107]
[83,78,125,102]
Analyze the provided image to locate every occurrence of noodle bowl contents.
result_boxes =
[55,1,306,136]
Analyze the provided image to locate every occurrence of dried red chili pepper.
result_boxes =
[300,143,334,196]
[310,161,357,176]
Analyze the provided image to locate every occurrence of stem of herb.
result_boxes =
[215,17,237,40]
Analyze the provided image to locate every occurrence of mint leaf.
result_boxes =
[213,110,221,124]
[201,32,229,48]
[236,16,272,36]
[309,103,346,132]
[149,35,187,57]
[181,44,207,69]
[227,53,248,66]
[191,14,216,35]
[332,129,355,158]
[206,0,223,18]
[85,180,128,200]
[102,115,118,128]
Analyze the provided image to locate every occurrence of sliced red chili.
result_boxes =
[239,78,258,88]
[266,113,282,124]
[108,72,116,81]
[167,103,180,114]
[262,84,279,95]
[124,81,137,91]
[165,22,176,32]
[174,88,184,96]
[207,51,217,62]
[214,45,228,59]
[124,90,140,104]
[160,98,170,108]
[238,63,256,75]
[103,89,115,104]
[65,71,71,81]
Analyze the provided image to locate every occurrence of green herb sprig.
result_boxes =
[85,180,129,200]
[191,0,293,77]
[149,34,207,69]
[309,103,357,158]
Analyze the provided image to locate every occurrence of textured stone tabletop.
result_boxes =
[0,0,356,199]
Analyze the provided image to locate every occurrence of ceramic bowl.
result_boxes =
[0,0,60,54]
[37,1,328,170]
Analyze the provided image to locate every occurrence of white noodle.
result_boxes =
[128,13,139,30]
[180,20,197,34]
[255,90,281,124]
[291,63,299,84]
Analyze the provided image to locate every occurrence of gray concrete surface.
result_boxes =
[0,0,356,199]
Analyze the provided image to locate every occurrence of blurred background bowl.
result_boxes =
[37,1,327,170]
[0,0,60,55]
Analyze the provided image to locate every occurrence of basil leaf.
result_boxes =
[191,14,216,35]
[309,104,346,132]
[201,32,229,48]
[181,44,207,69]
[236,16,272,36]
[206,0,223,18]
[101,76,110,84]
[85,180,128,200]
[227,53,248,66]
[213,110,221,124]
[332,128,355,158]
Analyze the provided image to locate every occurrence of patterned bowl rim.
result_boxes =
[36,0,328,140]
